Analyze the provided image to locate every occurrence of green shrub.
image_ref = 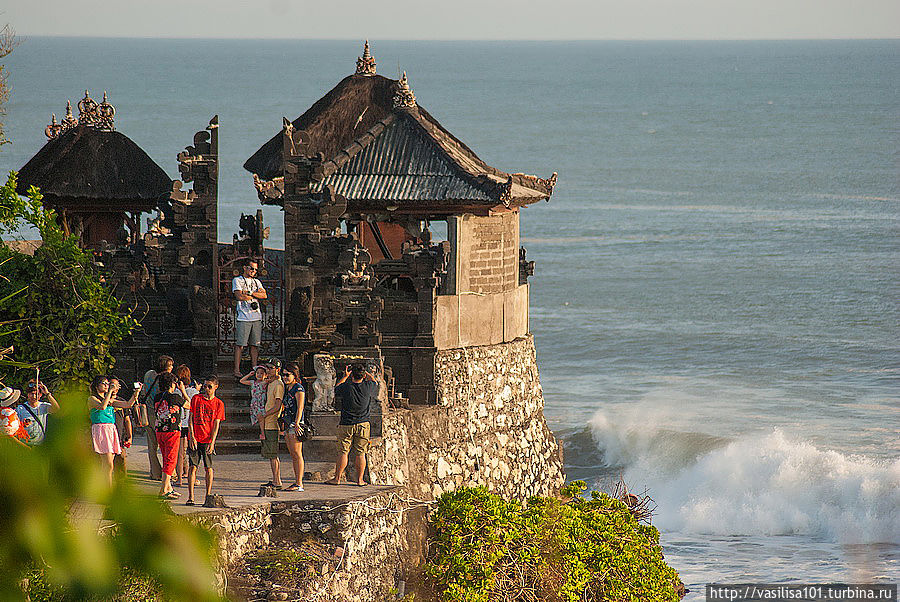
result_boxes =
[425,482,683,602]
[21,566,165,601]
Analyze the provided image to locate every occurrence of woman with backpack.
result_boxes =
[153,372,185,500]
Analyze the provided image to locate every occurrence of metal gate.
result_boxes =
[216,247,284,357]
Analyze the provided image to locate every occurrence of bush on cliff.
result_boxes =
[425,482,683,602]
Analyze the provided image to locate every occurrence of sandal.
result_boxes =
[185,499,195,506]
[284,483,303,492]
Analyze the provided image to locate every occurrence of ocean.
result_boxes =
[3,38,899,594]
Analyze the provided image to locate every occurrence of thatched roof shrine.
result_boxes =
[17,93,172,213]
[244,44,556,214]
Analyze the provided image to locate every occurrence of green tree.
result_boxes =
[0,172,138,385]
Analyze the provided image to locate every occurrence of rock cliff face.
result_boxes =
[369,334,565,500]
[218,335,564,601]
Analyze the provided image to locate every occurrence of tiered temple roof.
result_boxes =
[244,45,555,215]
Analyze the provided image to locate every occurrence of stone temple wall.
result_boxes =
[369,333,565,501]
[208,334,564,600]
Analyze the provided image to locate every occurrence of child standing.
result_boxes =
[240,366,268,441]
[187,376,225,507]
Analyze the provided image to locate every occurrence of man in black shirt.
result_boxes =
[326,364,378,486]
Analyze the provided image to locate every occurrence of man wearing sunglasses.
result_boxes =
[232,260,267,378]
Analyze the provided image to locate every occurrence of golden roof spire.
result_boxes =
[355,40,376,76]
[393,71,417,110]
[61,100,78,130]
[44,114,61,140]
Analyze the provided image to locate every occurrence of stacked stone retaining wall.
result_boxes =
[204,334,563,600]
[369,334,565,500]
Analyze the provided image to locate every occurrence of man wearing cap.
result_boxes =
[17,380,60,445]
[232,260,267,378]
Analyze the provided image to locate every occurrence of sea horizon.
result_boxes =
[2,37,898,594]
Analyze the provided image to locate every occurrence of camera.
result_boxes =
[133,382,142,389]
[250,301,259,310]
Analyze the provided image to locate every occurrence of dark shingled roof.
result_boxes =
[244,73,555,209]
[17,124,172,210]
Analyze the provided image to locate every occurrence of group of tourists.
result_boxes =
[0,257,379,504]
[0,351,378,503]
[88,356,224,505]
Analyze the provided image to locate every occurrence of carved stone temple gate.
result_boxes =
[216,211,285,359]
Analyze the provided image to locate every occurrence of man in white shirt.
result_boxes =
[232,260,267,378]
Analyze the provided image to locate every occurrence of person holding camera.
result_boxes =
[18,379,59,446]
[88,376,141,486]
[326,364,378,487]
[232,260,267,379]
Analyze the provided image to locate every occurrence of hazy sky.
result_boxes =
[5,0,900,40]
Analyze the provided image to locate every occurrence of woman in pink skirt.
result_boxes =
[89,375,141,485]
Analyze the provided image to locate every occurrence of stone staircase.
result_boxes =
[212,359,383,468]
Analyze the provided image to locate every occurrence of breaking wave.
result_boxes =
[580,413,900,545]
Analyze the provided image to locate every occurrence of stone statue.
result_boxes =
[286,285,313,337]
[191,285,217,338]
[312,354,336,412]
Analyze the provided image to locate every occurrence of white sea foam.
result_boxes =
[590,414,900,544]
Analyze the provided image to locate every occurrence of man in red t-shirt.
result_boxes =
[186,375,225,506]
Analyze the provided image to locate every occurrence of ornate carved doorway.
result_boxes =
[216,212,285,358]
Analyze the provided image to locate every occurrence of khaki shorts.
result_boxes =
[235,319,262,347]
[337,422,370,454]
[261,429,279,459]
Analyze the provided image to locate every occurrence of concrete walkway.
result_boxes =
[123,437,395,517]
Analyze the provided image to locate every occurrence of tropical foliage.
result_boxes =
[425,483,684,602]
[0,171,138,385]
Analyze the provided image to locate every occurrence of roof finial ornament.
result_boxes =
[61,100,78,131]
[356,40,376,76]
[44,91,117,142]
[45,114,62,140]
[78,90,99,126]
[97,90,116,130]
[393,71,417,110]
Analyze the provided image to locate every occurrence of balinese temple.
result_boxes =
[245,41,556,405]
[17,93,219,374]
[12,44,557,456]
[17,92,172,248]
